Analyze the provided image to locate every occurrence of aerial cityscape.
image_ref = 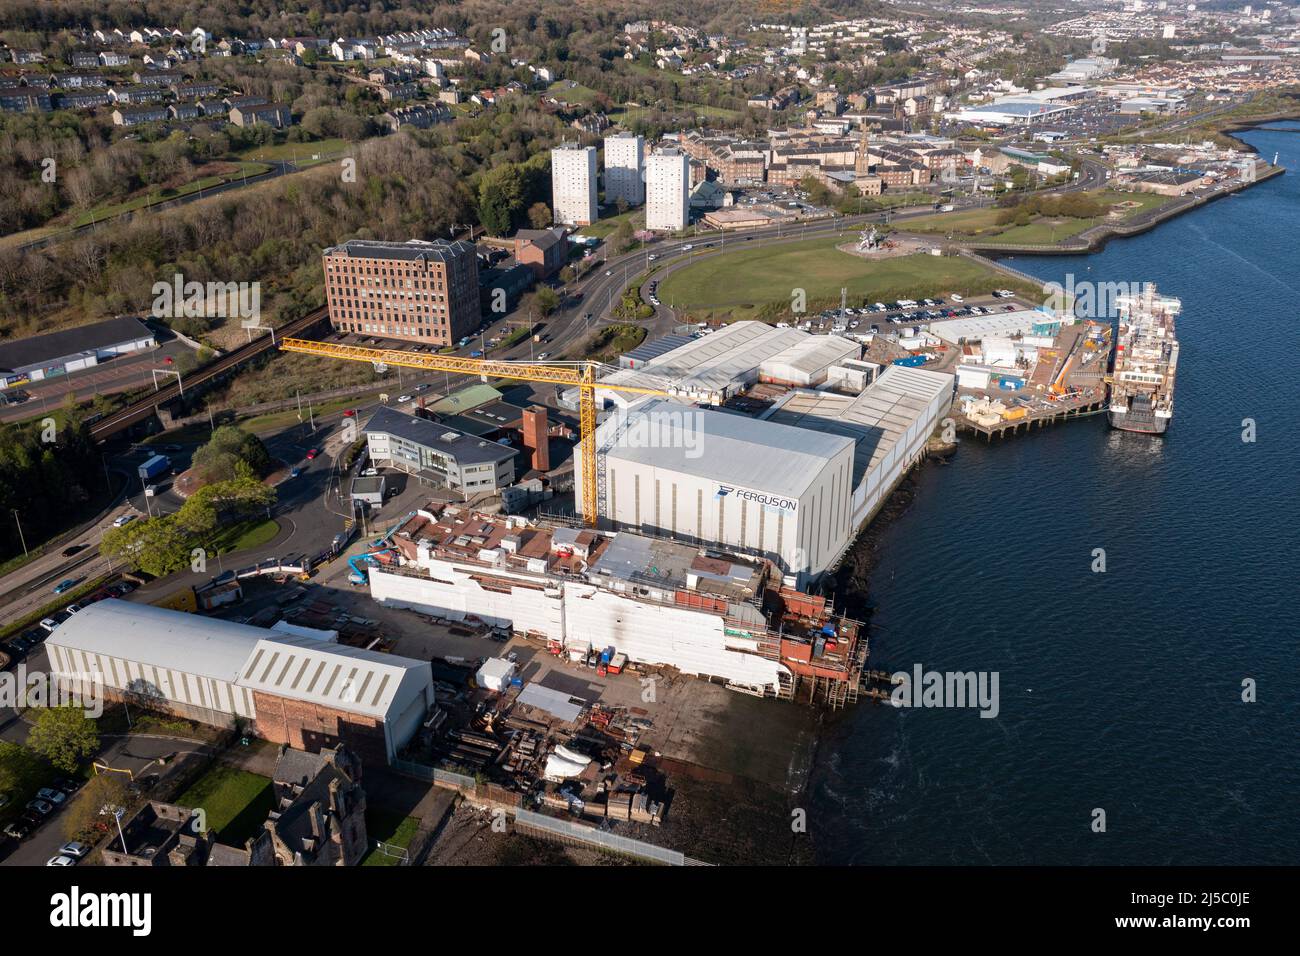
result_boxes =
[0,0,1291,924]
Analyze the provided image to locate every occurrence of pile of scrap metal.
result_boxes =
[587,704,654,751]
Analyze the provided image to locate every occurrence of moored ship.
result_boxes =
[1109,284,1180,434]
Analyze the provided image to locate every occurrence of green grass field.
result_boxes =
[655,237,1012,321]
[361,808,419,866]
[238,138,350,165]
[208,518,280,554]
[175,765,275,846]
[904,190,1173,245]
[580,208,643,239]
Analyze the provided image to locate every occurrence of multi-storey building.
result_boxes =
[550,142,598,226]
[603,131,644,206]
[322,238,481,346]
[645,147,690,232]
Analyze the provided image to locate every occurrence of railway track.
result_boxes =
[88,306,328,441]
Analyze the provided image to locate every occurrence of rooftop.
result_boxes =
[597,397,855,501]
[364,406,518,466]
[764,365,953,489]
[0,316,153,373]
[323,238,478,264]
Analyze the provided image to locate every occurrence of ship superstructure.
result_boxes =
[1109,284,1181,434]
[363,503,866,707]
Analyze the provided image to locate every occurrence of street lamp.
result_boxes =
[10,509,27,556]
[101,804,128,854]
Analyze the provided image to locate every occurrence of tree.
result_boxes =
[27,706,99,773]
[477,164,525,236]
[535,286,561,316]
[0,740,42,796]
[527,202,552,229]
[62,772,131,842]
[191,425,272,483]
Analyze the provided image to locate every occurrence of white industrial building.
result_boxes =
[365,508,864,697]
[592,320,858,406]
[930,309,1063,344]
[0,316,156,390]
[46,600,434,762]
[551,142,598,226]
[603,131,644,206]
[575,398,857,583]
[759,336,861,387]
[645,147,690,232]
[762,365,954,533]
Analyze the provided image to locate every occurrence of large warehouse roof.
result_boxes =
[0,316,154,374]
[929,310,1056,343]
[237,633,429,720]
[759,335,860,379]
[49,600,431,720]
[598,321,807,397]
[764,366,953,487]
[47,600,261,682]
[599,397,853,500]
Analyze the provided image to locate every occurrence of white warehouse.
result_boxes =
[763,364,954,531]
[575,397,857,584]
[46,600,434,762]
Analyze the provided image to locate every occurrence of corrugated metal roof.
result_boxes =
[764,366,952,487]
[236,633,428,719]
[599,321,807,395]
[599,397,853,500]
[760,335,860,377]
[48,600,431,720]
[46,599,261,682]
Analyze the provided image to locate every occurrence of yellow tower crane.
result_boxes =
[279,338,667,527]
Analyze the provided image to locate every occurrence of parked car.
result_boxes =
[3,820,33,840]
[46,855,78,866]
[397,394,412,404]
[290,467,302,479]
[53,579,77,594]
[36,789,67,807]
[112,514,135,528]
[65,604,83,615]
[54,779,82,795]
[26,799,54,816]
[305,449,319,460]
[58,841,91,859]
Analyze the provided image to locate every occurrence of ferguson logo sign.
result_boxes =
[716,485,798,513]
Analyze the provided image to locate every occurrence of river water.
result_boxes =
[811,123,1300,865]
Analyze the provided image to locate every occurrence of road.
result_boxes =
[15,160,302,254]
[0,340,194,425]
